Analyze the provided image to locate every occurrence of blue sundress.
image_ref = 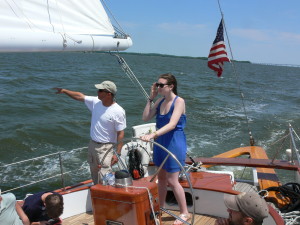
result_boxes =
[153,96,187,172]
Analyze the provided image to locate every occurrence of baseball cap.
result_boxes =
[224,192,269,222]
[95,81,117,95]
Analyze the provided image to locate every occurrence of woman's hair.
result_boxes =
[45,193,64,219]
[159,73,178,95]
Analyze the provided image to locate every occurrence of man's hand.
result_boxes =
[53,88,64,94]
[111,154,119,165]
[52,88,85,101]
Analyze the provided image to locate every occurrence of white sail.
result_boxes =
[0,0,132,52]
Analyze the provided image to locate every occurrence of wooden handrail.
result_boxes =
[186,157,299,171]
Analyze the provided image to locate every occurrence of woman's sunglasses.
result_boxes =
[155,83,169,88]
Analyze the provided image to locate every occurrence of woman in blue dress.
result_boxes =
[141,73,189,225]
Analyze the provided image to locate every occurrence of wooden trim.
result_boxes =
[188,157,299,171]
[185,146,299,171]
[257,172,279,181]
[268,204,285,225]
[54,179,93,195]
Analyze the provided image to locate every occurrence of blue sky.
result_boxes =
[106,0,300,65]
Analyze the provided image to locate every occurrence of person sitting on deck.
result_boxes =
[0,192,30,225]
[22,191,63,225]
[215,192,269,225]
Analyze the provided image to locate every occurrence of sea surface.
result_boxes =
[1,52,300,198]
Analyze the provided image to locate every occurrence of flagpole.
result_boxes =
[217,0,255,146]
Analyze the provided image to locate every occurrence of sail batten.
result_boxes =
[0,0,132,52]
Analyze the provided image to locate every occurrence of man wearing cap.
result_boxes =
[54,81,126,184]
[215,192,269,225]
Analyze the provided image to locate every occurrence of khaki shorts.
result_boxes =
[87,140,114,184]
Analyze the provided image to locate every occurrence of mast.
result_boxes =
[217,0,255,146]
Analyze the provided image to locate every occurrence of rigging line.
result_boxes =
[0,151,67,168]
[90,35,95,52]
[47,0,55,33]
[291,126,300,142]
[49,0,82,46]
[239,155,251,180]
[6,0,33,30]
[1,167,88,194]
[289,124,300,164]
[109,51,149,100]
[101,0,127,36]
[113,26,127,36]
[0,147,87,168]
[54,0,68,46]
[271,129,289,164]
[269,133,290,146]
[119,56,149,99]
[64,33,82,44]
[217,0,254,145]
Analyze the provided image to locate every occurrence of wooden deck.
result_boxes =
[62,211,217,225]
[61,172,234,225]
[62,212,94,225]
[161,211,217,225]
[234,182,258,193]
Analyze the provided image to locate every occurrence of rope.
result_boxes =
[46,0,55,33]
[280,211,300,225]
[1,147,88,193]
[112,52,149,101]
[292,126,300,142]
[260,183,300,224]
[128,149,145,179]
[0,147,86,168]
[268,124,300,164]
[261,183,300,213]
[2,166,88,194]
[289,124,300,164]
[100,0,128,37]
[271,129,289,163]
[54,0,82,48]
[239,155,250,180]
[217,0,254,146]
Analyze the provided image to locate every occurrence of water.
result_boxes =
[1,52,300,197]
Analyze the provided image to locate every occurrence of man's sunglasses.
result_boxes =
[98,89,110,93]
[155,83,169,88]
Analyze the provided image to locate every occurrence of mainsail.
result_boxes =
[0,0,132,52]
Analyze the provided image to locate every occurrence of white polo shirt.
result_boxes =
[84,96,126,143]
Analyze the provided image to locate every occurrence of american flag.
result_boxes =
[208,19,230,77]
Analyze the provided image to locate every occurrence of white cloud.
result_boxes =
[278,32,300,42]
[231,28,300,44]
[157,22,206,33]
[230,28,270,41]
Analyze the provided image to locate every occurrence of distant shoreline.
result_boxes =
[117,52,300,67]
[2,51,298,67]
[117,51,250,64]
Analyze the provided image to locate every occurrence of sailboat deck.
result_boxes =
[61,181,259,225]
[62,211,217,225]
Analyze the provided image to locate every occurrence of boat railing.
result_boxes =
[0,147,89,195]
[270,123,300,166]
[288,124,300,165]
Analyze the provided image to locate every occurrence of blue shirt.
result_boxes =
[22,191,50,222]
